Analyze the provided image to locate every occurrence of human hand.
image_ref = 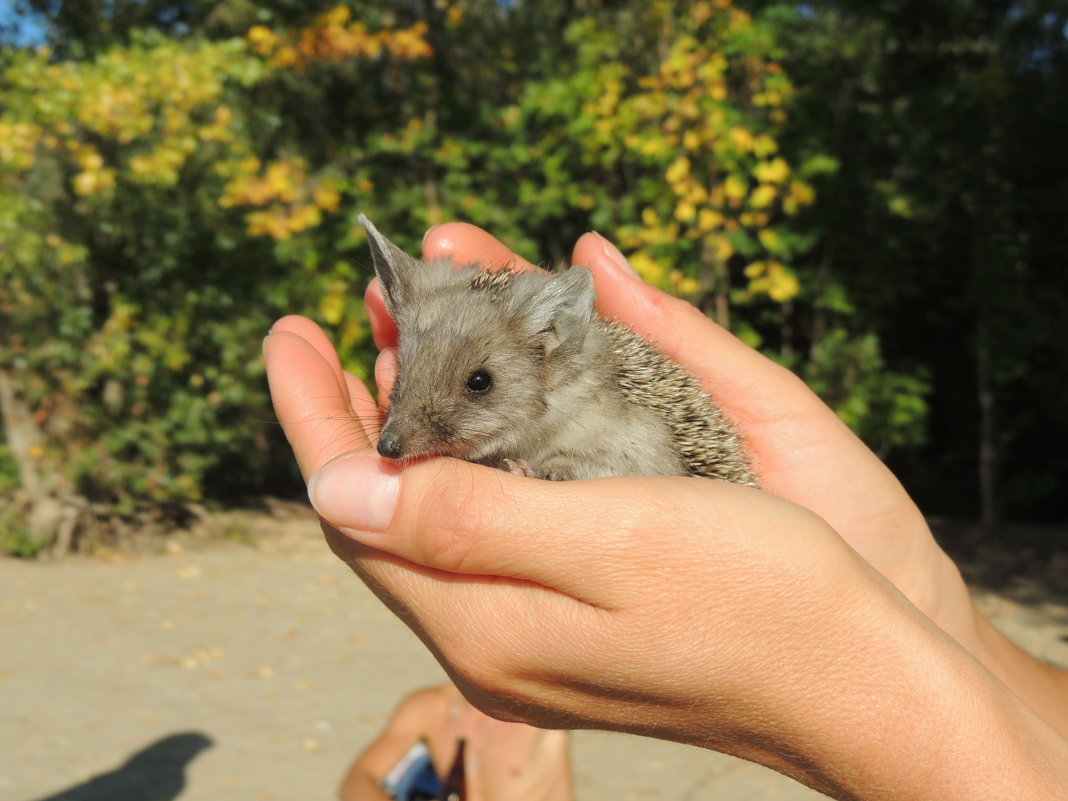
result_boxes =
[263,323,1068,799]
[263,225,1068,793]
[364,225,959,633]
[396,227,1068,735]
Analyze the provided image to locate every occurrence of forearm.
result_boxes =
[971,605,1068,738]
[724,582,1068,801]
[338,767,393,801]
[914,546,1068,739]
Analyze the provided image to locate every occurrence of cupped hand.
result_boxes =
[365,224,968,639]
[263,227,1068,796]
[261,330,1068,799]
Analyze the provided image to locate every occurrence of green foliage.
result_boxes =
[753,0,1068,520]
[801,329,929,457]
[1,34,277,508]
[0,517,48,559]
[0,443,18,496]
[7,0,1064,542]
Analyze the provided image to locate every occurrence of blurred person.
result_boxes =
[337,682,572,801]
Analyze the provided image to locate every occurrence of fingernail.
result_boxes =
[422,223,440,247]
[591,232,642,281]
[308,453,400,532]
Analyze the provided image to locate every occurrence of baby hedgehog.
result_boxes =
[362,214,756,486]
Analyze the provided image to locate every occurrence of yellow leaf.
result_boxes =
[213,105,233,127]
[728,127,754,152]
[723,174,747,202]
[709,235,735,263]
[629,251,666,285]
[313,184,341,211]
[767,262,800,302]
[78,150,104,171]
[684,183,708,205]
[692,1,714,26]
[247,26,279,54]
[674,200,696,222]
[73,168,115,195]
[784,180,816,214]
[640,137,667,157]
[697,208,724,232]
[753,90,783,107]
[670,270,701,296]
[320,284,347,325]
[750,184,777,209]
[321,5,352,26]
[752,135,778,158]
[758,229,784,253]
[665,156,690,185]
[754,158,790,184]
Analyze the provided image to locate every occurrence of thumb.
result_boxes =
[307,451,729,604]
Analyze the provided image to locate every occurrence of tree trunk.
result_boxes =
[975,308,997,526]
[970,207,998,526]
[0,367,45,496]
[700,239,730,328]
[0,367,86,556]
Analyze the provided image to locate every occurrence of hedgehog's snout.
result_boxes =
[376,428,404,459]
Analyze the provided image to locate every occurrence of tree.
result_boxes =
[0,11,433,554]
[751,0,1068,522]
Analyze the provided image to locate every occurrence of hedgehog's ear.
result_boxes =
[529,265,596,356]
[360,214,422,315]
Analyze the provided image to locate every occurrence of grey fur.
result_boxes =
[361,214,757,485]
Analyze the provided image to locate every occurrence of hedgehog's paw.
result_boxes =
[500,458,540,478]
[501,458,563,480]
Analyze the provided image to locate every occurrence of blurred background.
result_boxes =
[2,4,1066,800]
[1,0,1066,554]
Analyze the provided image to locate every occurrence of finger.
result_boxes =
[374,347,397,407]
[343,370,381,434]
[366,278,398,350]
[423,222,543,273]
[270,314,348,383]
[264,322,374,479]
[324,527,607,727]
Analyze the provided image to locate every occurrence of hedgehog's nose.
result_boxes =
[377,430,404,460]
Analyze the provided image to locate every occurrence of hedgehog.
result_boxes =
[361,214,756,486]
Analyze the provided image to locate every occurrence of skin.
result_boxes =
[337,683,572,801]
[264,225,1068,801]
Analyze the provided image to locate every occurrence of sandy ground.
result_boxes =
[2,507,1066,801]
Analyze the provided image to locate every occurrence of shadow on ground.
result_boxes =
[26,732,213,801]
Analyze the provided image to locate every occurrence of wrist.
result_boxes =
[711,569,1068,800]
[908,542,1068,740]
[972,605,1068,738]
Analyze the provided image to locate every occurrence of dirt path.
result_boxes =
[2,510,1065,801]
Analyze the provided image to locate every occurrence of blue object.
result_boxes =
[381,741,441,801]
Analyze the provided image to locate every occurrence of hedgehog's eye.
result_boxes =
[466,369,493,393]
